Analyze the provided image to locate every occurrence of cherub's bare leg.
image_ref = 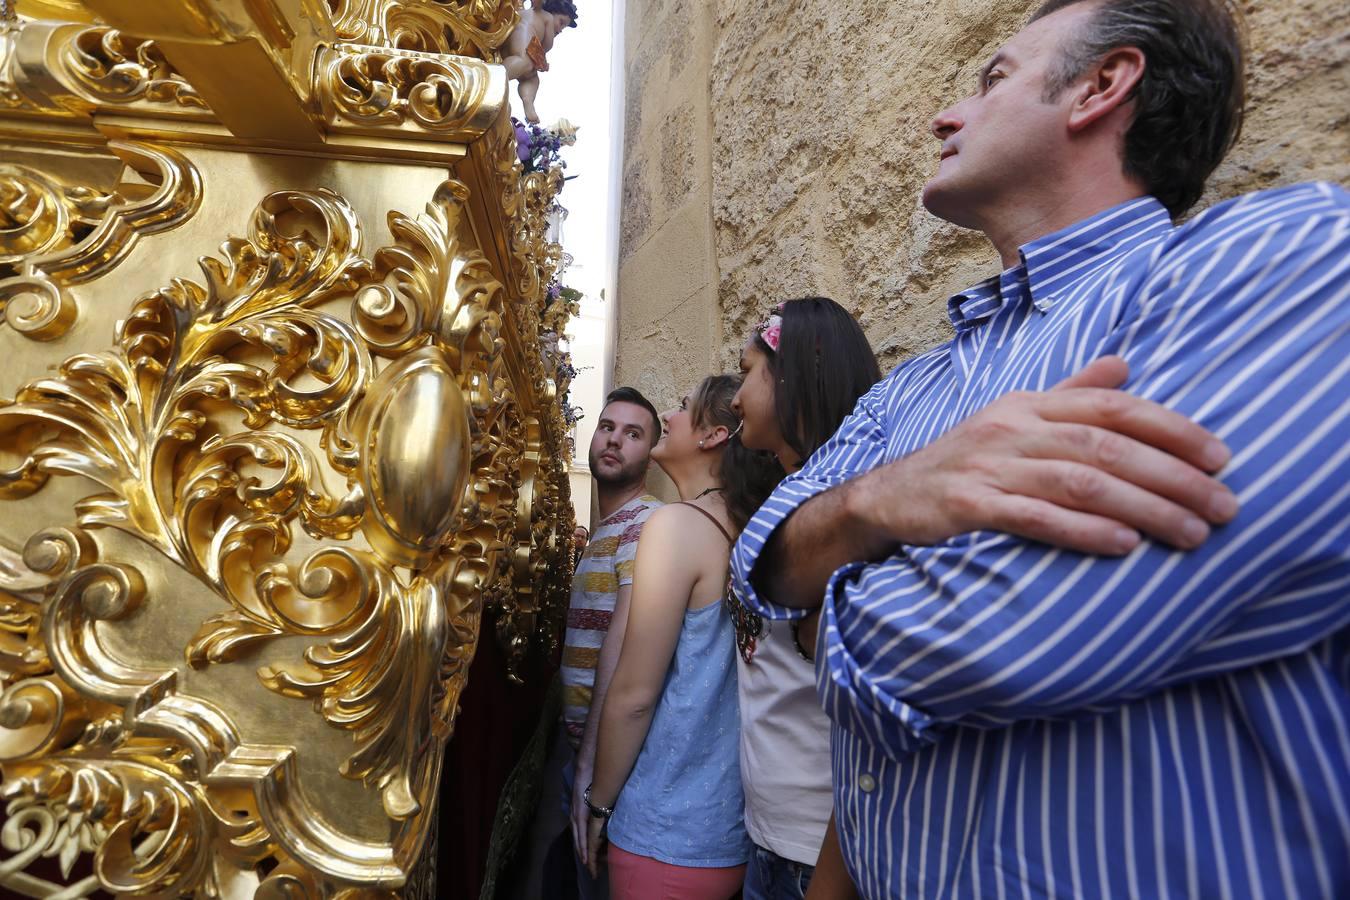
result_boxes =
[503,55,534,80]
[518,75,541,123]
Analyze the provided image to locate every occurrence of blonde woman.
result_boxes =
[582,375,778,899]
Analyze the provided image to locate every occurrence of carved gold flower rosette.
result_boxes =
[0,1,575,896]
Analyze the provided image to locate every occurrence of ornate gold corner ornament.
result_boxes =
[0,0,576,895]
[317,42,504,143]
[59,25,207,111]
[0,141,202,341]
[327,0,518,60]
[0,19,212,120]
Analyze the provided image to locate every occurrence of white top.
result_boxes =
[736,618,834,864]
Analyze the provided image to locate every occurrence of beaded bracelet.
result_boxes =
[583,785,614,820]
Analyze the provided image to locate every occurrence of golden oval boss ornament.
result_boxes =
[356,345,473,570]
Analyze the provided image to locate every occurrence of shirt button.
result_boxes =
[858,774,876,793]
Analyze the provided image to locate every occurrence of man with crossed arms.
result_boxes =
[733,0,1349,896]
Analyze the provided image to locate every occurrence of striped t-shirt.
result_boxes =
[561,494,662,749]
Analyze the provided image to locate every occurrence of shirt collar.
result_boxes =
[947,196,1173,329]
[597,493,655,527]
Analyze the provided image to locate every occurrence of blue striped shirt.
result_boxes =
[730,184,1350,899]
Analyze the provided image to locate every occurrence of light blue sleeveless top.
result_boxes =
[606,596,751,868]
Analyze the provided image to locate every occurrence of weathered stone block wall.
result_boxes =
[614,0,723,497]
[618,0,1349,394]
[614,0,722,399]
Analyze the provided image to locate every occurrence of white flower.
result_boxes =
[550,118,579,145]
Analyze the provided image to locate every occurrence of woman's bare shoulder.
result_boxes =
[637,502,732,547]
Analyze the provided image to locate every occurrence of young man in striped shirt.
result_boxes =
[733,0,1349,897]
[557,387,663,899]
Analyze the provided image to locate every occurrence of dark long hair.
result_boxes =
[757,297,882,466]
[689,375,784,533]
[718,297,881,534]
[722,298,880,657]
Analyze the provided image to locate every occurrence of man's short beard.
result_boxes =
[589,453,647,487]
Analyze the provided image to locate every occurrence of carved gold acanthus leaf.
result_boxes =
[317,42,505,144]
[2,17,511,159]
[326,0,519,60]
[1,753,229,896]
[0,174,532,888]
[59,24,208,111]
[0,20,212,120]
[0,140,202,342]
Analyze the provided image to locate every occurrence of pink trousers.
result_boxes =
[608,844,746,900]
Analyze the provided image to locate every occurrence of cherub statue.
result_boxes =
[502,0,578,123]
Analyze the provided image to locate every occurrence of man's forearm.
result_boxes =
[755,475,895,609]
[574,678,610,786]
[749,357,1244,614]
[576,589,632,776]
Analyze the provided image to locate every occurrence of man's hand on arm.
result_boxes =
[758,357,1237,609]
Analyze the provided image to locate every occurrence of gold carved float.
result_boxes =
[0,0,575,895]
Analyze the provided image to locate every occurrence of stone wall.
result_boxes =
[617,0,1349,402]
[614,0,723,497]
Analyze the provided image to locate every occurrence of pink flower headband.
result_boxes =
[755,303,785,353]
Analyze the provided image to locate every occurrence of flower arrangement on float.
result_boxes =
[512,116,587,437]
[514,117,578,174]
[541,278,586,430]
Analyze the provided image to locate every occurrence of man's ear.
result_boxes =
[1066,46,1145,133]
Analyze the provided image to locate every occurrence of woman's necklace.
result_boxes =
[693,486,722,500]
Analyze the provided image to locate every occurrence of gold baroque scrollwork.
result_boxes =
[479,111,578,678]
[1,0,578,888]
[0,714,270,897]
[326,0,519,59]
[59,25,207,111]
[317,43,504,142]
[0,141,202,342]
[0,20,212,120]
[0,175,520,887]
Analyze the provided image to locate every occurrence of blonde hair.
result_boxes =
[688,374,740,433]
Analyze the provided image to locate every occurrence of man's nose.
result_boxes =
[931,104,962,141]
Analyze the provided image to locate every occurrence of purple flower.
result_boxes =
[514,122,531,163]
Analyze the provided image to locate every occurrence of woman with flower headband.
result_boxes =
[582,375,781,898]
[724,297,881,900]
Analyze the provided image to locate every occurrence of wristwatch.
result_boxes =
[583,785,614,819]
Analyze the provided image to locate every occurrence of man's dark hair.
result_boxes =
[541,0,578,26]
[603,386,659,446]
[754,297,882,466]
[1032,0,1245,217]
